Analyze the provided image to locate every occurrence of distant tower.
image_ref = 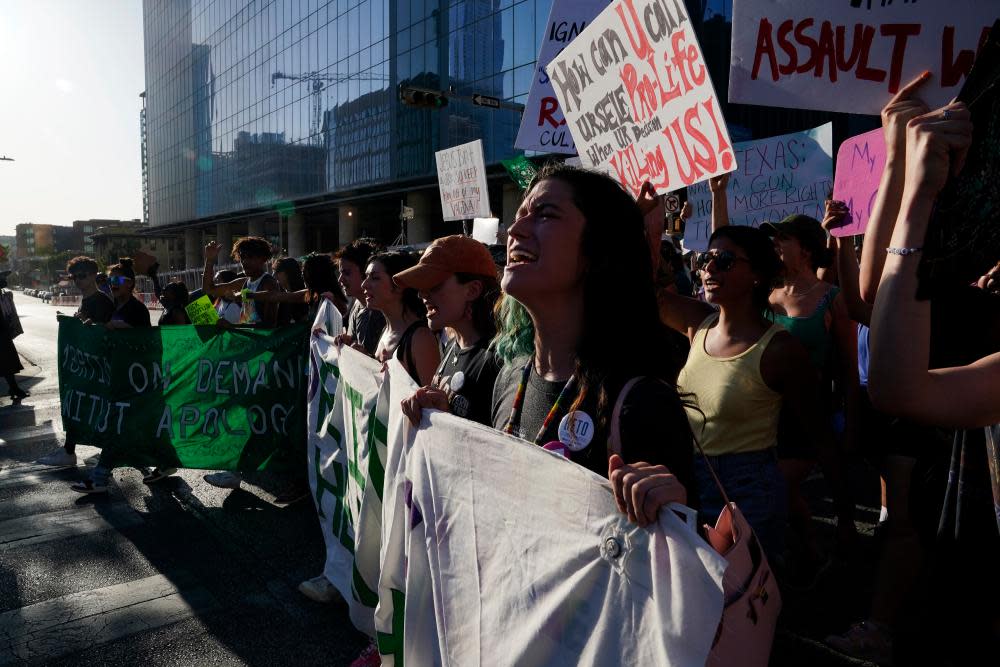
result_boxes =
[140,91,149,226]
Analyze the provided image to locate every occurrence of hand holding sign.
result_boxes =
[882,71,932,158]
[904,103,974,200]
[821,200,850,233]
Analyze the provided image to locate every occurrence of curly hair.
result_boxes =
[336,237,383,272]
[66,256,99,275]
[232,236,273,261]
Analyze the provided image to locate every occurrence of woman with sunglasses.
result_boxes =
[105,258,151,330]
[657,220,827,558]
[710,174,859,574]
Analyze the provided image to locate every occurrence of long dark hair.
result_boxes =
[708,226,783,312]
[499,162,685,426]
[455,272,500,342]
[370,251,426,320]
[303,253,346,303]
[273,257,305,291]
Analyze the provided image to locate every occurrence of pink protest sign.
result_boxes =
[831,128,886,238]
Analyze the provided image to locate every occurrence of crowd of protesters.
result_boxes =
[8,75,996,666]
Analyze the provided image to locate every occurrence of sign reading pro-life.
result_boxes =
[729,0,993,115]
[683,124,833,252]
[435,140,491,221]
[545,0,735,197]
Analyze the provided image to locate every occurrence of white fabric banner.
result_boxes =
[401,412,728,666]
[311,321,729,664]
[307,300,388,637]
[729,0,993,115]
[683,123,833,252]
[514,0,610,155]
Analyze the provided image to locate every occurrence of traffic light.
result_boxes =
[399,86,449,109]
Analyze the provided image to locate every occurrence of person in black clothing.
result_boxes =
[271,256,310,324]
[492,163,694,526]
[335,238,386,355]
[397,235,502,427]
[249,253,349,322]
[0,271,27,401]
[105,259,151,329]
[38,256,116,467]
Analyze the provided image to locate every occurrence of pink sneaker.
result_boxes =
[349,640,381,667]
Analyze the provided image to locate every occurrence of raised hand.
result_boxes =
[205,241,221,262]
[708,172,730,194]
[822,199,850,232]
[904,102,973,200]
[882,71,931,158]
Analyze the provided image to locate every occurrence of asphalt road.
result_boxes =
[1,291,885,666]
[1,292,369,666]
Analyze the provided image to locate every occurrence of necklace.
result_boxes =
[782,280,822,298]
[502,358,585,445]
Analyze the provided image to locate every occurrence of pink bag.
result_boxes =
[610,377,781,667]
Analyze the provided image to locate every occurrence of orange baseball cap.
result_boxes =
[393,235,497,291]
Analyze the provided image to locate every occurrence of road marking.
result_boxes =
[0,574,217,664]
[0,505,142,550]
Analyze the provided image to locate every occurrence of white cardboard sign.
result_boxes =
[514,0,610,155]
[683,123,833,252]
[545,0,735,197]
[435,140,491,221]
[729,0,993,115]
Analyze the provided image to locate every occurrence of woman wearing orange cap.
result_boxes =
[397,235,502,426]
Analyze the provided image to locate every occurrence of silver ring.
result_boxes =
[943,109,952,120]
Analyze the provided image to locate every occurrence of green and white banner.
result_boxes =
[307,301,388,637]
[56,315,308,470]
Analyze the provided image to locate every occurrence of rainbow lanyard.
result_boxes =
[502,358,585,445]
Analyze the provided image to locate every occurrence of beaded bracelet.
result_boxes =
[886,246,923,256]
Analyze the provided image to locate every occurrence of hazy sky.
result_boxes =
[0,0,144,236]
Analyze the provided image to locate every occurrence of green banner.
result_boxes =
[57,316,308,471]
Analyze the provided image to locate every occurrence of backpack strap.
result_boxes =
[609,377,645,457]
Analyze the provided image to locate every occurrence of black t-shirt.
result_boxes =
[78,292,115,324]
[348,300,387,355]
[491,357,695,496]
[433,338,502,427]
[112,297,151,328]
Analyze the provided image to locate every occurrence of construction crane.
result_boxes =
[271,71,389,146]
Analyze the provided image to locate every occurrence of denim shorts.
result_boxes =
[694,448,787,560]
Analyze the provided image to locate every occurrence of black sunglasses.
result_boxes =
[696,250,749,272]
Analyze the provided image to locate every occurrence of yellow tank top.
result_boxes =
[676,313,784,456]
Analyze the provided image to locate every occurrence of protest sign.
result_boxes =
[683,123,833,252]
[514,0,610,154]
[471,217,499,245]
[56,316,307,470]
[729,0,993,115]
[919,19,1000,297]
[307,300,388,637]
[435,140,490,221]
[831,128,886,238]
[185,294,220,325]
[545,0,734,197]
[400,410,727,665]
[500,154,538,190]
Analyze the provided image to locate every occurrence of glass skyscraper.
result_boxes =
[142,0,553,234]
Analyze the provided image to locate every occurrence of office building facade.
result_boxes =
[142,0,553,263]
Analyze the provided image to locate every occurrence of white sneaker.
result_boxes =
[37,450,78,467]
[203,471,242,489]
[298,575,341,603]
